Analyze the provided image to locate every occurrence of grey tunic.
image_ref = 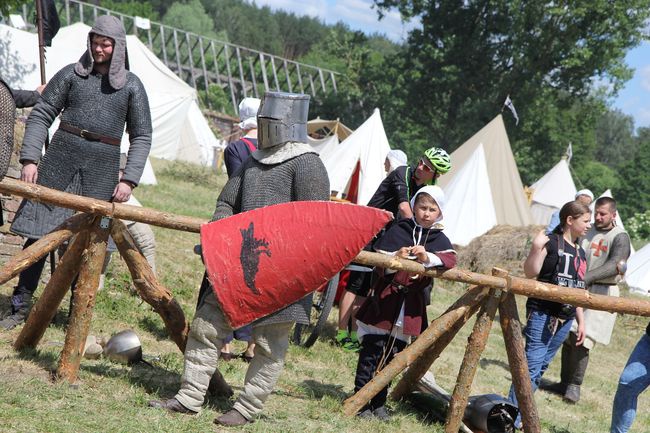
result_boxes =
[212,151,330,326]
[11,64,152,239]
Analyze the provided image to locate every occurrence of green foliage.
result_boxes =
[161,0,218,39]
[617,127,650,217]
[100,0,159,20]
[198,83,235,116]
[627,211,650,241]
[0,0,21,17]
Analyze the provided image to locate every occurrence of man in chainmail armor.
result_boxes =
[149,92,329,427]
[0,16,152,330]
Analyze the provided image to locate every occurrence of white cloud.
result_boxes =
[638,107,650,128]
[252,0,329,20]
[640,65,650,92]
[249,0,419,42]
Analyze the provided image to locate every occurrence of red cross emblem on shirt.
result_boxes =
[591,239,608,257]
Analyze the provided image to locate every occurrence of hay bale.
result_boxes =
[456,225,544,276]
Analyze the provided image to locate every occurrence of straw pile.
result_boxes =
[456,225,544,277]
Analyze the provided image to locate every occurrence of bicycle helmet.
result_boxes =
[423,147,452,174]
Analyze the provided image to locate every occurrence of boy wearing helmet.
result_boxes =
[335,147,451,351]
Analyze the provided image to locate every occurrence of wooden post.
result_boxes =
[444,288,501,433]
[14,230,90,351]
[342,285,488,416]
[56,217,111,383]
[495,268,541,433]
[0,213,92,286]
[111,219,189,352]
[390,286,486,401]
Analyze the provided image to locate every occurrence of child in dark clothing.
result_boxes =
[353,185,456,421]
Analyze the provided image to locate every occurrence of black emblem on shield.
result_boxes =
[240,222,271,295]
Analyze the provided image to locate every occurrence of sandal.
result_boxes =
[220,351,235,361]
[239,353,254,363]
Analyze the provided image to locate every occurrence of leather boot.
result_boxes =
[214,409,251,426]
[564,346,589,404]
[148,398,197,415]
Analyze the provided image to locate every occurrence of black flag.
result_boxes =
[40,0,60,46]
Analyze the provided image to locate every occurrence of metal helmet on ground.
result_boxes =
[423,147,452,174]
[257,91,310,149]
[104,329,143,364]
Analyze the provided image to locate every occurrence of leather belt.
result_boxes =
[59,122,121,146]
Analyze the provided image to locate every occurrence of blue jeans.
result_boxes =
[509,310,573,425]
[611,334,650,433]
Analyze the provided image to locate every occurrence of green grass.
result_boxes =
[1,157,649,432]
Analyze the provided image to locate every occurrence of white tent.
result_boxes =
[625,242,650,295]
[0,23,222,178]
[529,157,577,224]
[443,144,497,246]
[310,109,391,205]
[438,115,534,246]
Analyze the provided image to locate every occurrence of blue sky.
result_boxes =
[255,0,650,130]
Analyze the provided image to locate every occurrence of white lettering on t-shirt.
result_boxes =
[558,251,573,278]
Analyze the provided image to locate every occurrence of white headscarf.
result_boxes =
[238,97,261,131]
[386,149,408,172]
[410,185,446,223]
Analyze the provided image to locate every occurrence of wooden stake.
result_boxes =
[444,288,501,433]
[0,213,92,286]
[14,230,90,351]
[342,285,488,416]
[56,217,110,383]
[495,269,540,433]
[390,286,486,401]
[111,219,189,352]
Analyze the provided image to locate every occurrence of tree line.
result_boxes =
[5,0,650,234]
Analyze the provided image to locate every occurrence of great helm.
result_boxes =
[257,92,310,149]
[423,147,452,174]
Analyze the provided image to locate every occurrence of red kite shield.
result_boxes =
[201,201,392,328]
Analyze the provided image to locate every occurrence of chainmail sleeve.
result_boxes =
[292,153,330,201]
[121,73,152,186]
[584,233,631,286]
[20,65,73,164]
[211,168,244,222]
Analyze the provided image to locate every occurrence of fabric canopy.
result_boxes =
[308,118,353,141]
[309,109,390,205]
[438,115,533,245]
[625,242,650,295]
[0,22,222,175]
[530,157,577,225]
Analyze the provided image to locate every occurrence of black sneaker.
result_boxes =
[373,406,391,422]
[0,309,28,331]
[357,408,373,419]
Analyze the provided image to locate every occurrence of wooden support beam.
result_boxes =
[0,178,205,233]
[14,230,90,351]
[111,219,189,352]
[56,217,111,383]
[494,268,541,433]
[342,285,488,416]
[390,285,486,401]
[354,251,650,317]
[444,288,501,433]
[0,213,92,286]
